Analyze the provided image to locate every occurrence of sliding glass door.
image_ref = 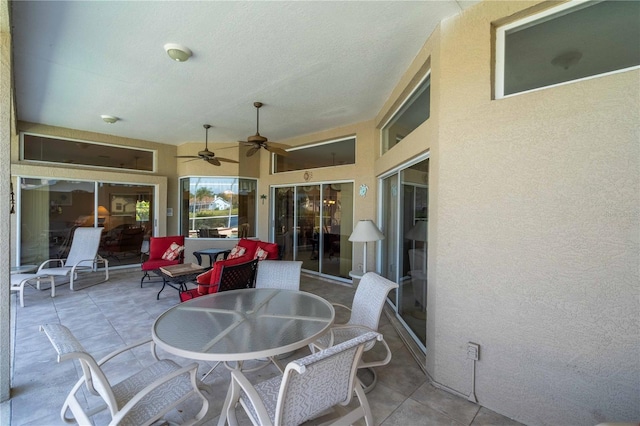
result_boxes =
[380,156,429,350]
[19,178,154,268]
[272,182,353,280]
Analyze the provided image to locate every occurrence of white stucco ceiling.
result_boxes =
[11,1,477,147]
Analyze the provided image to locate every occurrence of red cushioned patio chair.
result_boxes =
[140,235,185,288]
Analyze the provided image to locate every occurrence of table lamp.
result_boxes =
[349,220,385,274]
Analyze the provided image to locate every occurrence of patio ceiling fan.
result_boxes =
[240,102,290,157]
[176,124,239,166]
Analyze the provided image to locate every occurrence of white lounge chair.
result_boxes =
[219,332,381,426]
[41,323,210,426]
[11,273,55,307]
[37,227,109,290]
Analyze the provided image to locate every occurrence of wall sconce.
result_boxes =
[10,182,15,214]
[260,194,267,205]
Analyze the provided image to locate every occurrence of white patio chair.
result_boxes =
[255,260,302,290]
[40,323,210,426]
[310,271,399,393]
[11,273,55,307]
[219,331,381,426]
[37,227,109,290]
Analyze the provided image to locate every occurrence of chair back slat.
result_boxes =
[348,272,399,331]
[276,331,379,425]
[217,259,259,292]
[255,260,302,290]
[65,227,104,266]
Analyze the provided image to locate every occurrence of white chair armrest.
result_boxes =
[38,259,64,271]
[229,369,273,426]
[95,338,153,366]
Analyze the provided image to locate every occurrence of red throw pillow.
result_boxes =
[162,242,184,260]
[257,241,280,259]
[254,247,269,261]
[227,245,246,259]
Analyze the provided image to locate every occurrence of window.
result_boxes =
[22,133,155,172]
[180,177,257,239]
[273,137,355,173]
[18,178,154,268]
[381,73,431,154]
[495,0,640,98]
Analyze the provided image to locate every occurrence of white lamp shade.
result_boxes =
[405,220,428,242]
[349,220,385,242]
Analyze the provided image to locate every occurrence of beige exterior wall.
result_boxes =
[373,1,639,424]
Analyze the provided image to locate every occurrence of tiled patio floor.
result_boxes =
[4,268,523,425]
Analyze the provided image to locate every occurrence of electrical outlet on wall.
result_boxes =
[467,342,480,361]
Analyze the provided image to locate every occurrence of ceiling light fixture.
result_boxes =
[164,43,192,62]
[101,115,119,124]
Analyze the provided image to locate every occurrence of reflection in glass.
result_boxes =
[180,177,257,239]
[19,178,154,268]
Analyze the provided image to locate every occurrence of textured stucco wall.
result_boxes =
[429,1,639,424]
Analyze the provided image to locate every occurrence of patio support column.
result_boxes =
[0,0,12,405]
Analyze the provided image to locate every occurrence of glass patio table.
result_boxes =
[152,288,335,366]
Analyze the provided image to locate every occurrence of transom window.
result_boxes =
[273,137,355,173]
[21,133,155,172]
[381,73,431,154]
[495,0,640,98]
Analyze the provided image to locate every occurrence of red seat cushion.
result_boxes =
[141,258,180,271]
[195,255,253,295]
[237,239,259,257]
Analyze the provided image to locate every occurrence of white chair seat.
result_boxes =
[10,273,55,307]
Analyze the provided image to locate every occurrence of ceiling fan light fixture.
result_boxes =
[164,43,192,62]
[101,115,118,124]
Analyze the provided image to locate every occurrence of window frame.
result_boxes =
[380,70,431,155]
[495,0,640,99]
[271,136,356,174]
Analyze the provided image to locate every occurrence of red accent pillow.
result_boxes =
[257,241,280,259]
[227,245,246,259]
[162,242,184,260]
[149,236,185,260]
[254,247,268,261]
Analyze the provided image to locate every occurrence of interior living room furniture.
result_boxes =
[178,258,258,302]
[11,273,55,307]
[140,235,185,288]
[100,225,145,260]
[40,323,210,426]
[219,332,381,426]
[153,288,335,379]
[255,260,302,290]
[310,272,398,393]
[37,227,109,291]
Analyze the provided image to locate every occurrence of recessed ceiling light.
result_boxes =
[101,115,119,124]
[164,43,192,62]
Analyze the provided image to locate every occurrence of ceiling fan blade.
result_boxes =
[265,146,290,156]
[246,146,260,157]
[264,141,291,149]
[175,155,201,159]
[183,158,202,163]
[206,158,221,166]
[217,157,240,164]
